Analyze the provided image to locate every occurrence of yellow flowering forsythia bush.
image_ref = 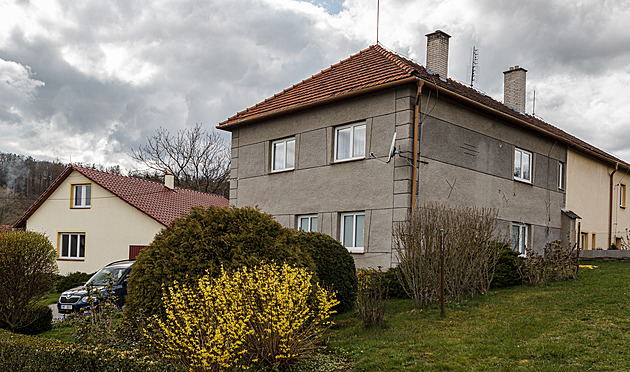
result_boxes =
[146,262,339,371]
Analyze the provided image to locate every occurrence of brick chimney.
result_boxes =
[503,66,527,112]
[164,174,175,190]
[425,30,451,77]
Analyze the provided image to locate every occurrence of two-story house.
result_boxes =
[14,164,228,274]
[218,31,629,268]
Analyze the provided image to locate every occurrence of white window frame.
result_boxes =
[511,223,528,256]
[620,183,626,208]
[340,212,365,253]
[271,137,295,172]
[59,232,86,260]
[334,122,366,162]
[297,215,318,232]
[558,161,564,190]
[514,148,532,183]
[72,184,92,208]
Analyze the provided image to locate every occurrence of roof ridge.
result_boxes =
[372,44,418,75]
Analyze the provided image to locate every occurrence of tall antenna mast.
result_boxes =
[376,0,380,44]
[470,46,478,87]
[533,89,536,115]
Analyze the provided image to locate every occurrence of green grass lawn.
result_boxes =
[326,261,630,371]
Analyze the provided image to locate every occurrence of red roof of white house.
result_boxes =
[218,44,629,170]
[14,165,228,228]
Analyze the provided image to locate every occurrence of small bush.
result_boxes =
[519,240,577,285]
[491,245,522,288]
[126,206,315,318]
[0,230,58,332]
[146,263,338,370]
[14,305,52,335]
[383,266,408,299]
[356,268,388,328]
[285,230,357,312]
[0,329,176,371]
[55,271,94,293]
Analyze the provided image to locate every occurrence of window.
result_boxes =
[341,212,365,253]
[514,148,532,183]
[298,215,318,232]
[591,233,596,251]
[72,184,92,208]
[335,122,366,161]
[271,137,295,172]
[558,161,564,190]
[511,223,528,255]
[59,232,85,260]
[620,183,626,208]
[580,232,589,250]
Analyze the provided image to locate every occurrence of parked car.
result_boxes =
[57,259,134,314]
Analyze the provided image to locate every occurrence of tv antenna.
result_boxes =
[376,0,380,44]
[470,46,478,87]
[386,132,398,163]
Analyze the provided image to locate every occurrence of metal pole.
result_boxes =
[440,229,445,317]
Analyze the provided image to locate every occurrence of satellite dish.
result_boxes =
[386,132,397,163]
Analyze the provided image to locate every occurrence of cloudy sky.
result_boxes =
[1,0,630,170]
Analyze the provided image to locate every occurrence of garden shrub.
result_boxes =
[356,268,388,328]
[519,240,577,285]
[14,305,52,335]
[491,245,523,288]
[383,265,409,299]
[126,206,315,317]
[146,262,338,370]
[0,329,176,371]
[0,230,58,332]
[285,230,357,312]
[55,271,94,293]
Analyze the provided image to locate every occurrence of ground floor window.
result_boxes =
[298,215,318,232]
[511,223,528,255]
[60,232,85,259]
[341,212,365,253]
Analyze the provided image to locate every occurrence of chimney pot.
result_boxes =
[503,66,528,112]
[425,30,451,78]
[164,174,175,190]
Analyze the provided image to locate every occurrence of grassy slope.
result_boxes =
[327,261,630,371]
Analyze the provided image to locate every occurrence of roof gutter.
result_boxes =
[217,77,420,131]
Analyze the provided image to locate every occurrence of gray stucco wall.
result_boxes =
[228,86,414,268]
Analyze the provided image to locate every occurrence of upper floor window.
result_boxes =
[514,148,532,183]
[60,232,85,260]
[298,215,318,232]
[558,161,565,190]
[620,183,626,208]
[341,212,365,253]
[72,184,92,208]
[272,137,295,172]
[511,222,528,255]
[335,122,365,161]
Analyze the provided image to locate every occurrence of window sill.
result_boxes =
[332,156,365,165]
[71,206,91,209]
[514,178,532,185]
[269,168,294,174]
[57,258,85,261]
[348,248,365,254]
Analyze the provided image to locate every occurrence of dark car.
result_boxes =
[57,259,134,314]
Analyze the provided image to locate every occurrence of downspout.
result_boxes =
[609,162,619,249]
[411,80,424,219]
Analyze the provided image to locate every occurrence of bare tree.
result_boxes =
[132,124,230,195]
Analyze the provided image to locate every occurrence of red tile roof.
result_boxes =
[218,44,629,169]
[14,165,228,228]
[0,225,15,233]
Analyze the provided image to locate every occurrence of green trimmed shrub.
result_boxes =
[14,305,51,335]
[285,230,357,312]
[491,246,522,288]
[0,329,177,371]
[55,271,94,293]
[126,206,315,317]
[383,266,409,299]
[0,230,58,332]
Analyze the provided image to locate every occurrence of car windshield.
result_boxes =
[86,267,128,286]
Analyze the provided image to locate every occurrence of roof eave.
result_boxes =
[216,76,419,131]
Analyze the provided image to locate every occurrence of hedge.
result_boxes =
[0,329,178,371]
